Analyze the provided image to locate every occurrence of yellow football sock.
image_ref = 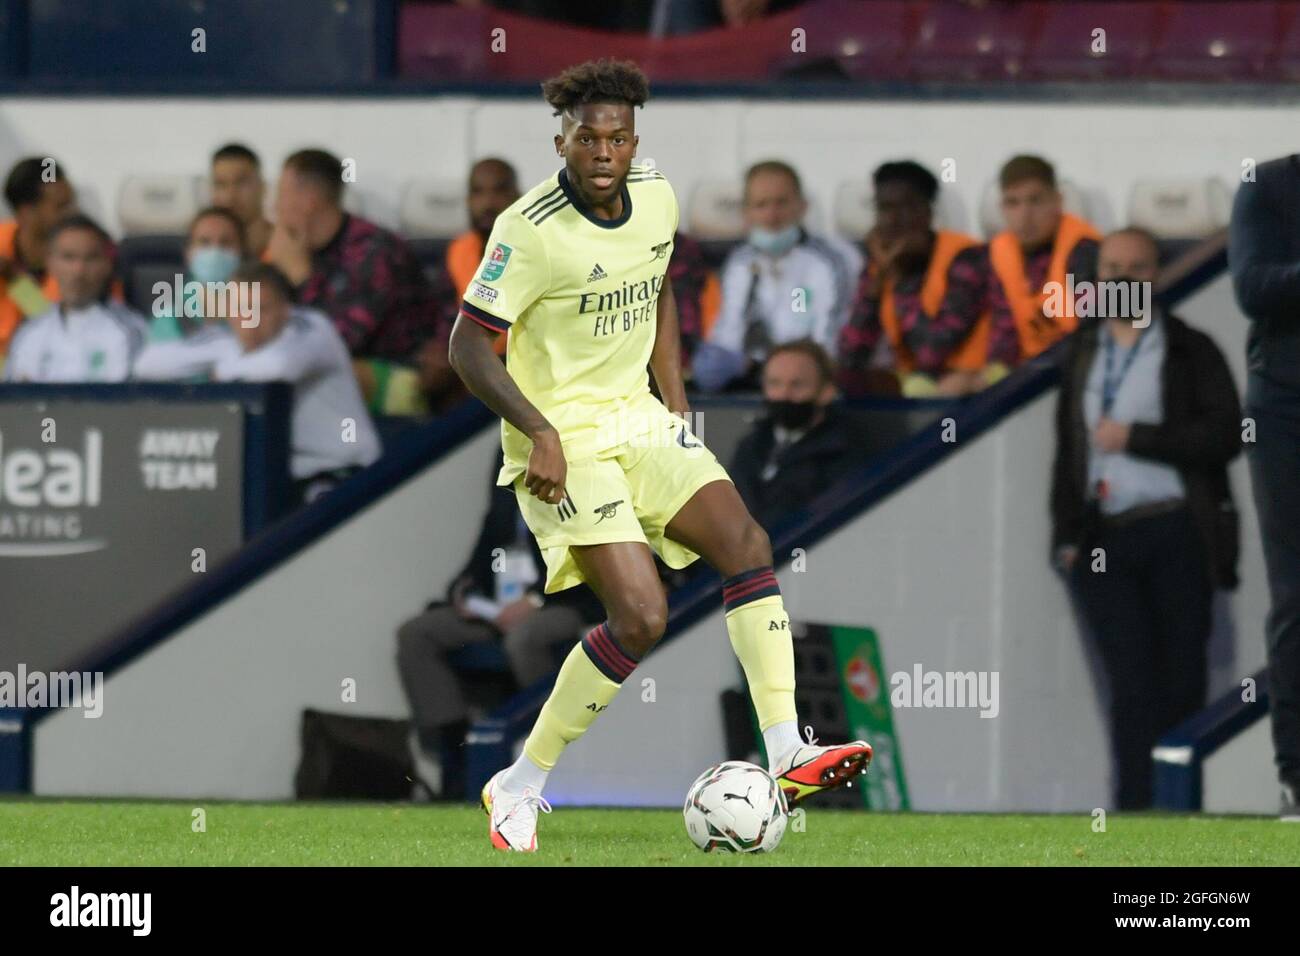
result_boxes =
[522,622,632,771]
[722,567,797,731]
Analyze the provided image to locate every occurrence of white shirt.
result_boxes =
[1083,315,1185,515]
[4,301,147,383]
[709,231,860,358]
[134,307,382,479]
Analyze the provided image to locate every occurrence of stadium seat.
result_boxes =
[400,179,465,278]
[117,174,201,236]
[1271,0,1300,80]
[115,234,187,314]
[400,179,466,239]
[115,176,196,313]
[833,180,874,242]
[687,180,745,269]
[1149,1,1279,80]
[908,1,1034,81]
[1023,2,1160,80]
[1127,178,1233,240]
[977,177,1092,238]
[771,0,911,81]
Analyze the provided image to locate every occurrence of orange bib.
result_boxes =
[988,213,1100,360]
[879,230,989,374]
[0,221,60,357]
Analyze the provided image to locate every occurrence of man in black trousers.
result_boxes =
[1053,228,1241,811]
[1230,156,1300,821]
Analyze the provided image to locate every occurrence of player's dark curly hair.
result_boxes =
[541,59,650,117]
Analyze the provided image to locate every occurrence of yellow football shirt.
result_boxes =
[459,163,680,484]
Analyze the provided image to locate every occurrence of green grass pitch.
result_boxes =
[2,799,1296,866]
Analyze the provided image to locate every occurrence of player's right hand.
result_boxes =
[524,429,568,505]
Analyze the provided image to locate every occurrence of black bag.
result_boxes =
[294,709,432,800]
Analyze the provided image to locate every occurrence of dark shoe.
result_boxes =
[1283,781,1300,823]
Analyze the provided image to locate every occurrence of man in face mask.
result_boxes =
[1051,227,1242,811]
[692,161,859,392]
[729,338,866,530]
[148,206,247,342]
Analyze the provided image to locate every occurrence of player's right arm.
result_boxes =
[448,316,566,504]
[447,210,566,504]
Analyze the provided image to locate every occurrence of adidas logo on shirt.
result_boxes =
[587,263,607,283]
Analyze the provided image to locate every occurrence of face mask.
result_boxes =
[749,224,801,256]
[766,399,818,430]
[187,246,241,285]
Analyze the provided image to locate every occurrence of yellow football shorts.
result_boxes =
[511,409,732,594]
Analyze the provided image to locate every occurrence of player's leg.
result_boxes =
[664,478,872,804]
[483,452,660,850]
[664,479,793,749]
[504,539,664,791]
[484,541,663,851]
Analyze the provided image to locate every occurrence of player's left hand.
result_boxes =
[1093,417,1130,453]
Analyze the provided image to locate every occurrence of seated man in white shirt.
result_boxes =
[135,262,382,503]
[692,160,860,392]
[4,214,147,382]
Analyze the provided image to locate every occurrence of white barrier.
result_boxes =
[0,96,1289,241]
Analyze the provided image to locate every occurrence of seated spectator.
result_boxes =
[1052,228,1240,810]
[692,160,858,392]
[435,158,521,360]
[134,262,381,503]
[838,161,990,398]
[667,229,716,371]
[984,155,1100,378]
[210,143,273,260]
[148,206,247,341]
[266,148,453,414]
[397,449,603,800]
[0,157,77,363]
[4,215,145,383]
[730,339,866,529]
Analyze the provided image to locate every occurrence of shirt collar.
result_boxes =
[557,167,633,230]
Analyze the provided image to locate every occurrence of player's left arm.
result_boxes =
[651,277,689,417]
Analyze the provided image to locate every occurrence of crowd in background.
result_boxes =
[0,145,1103,391]
[3,142,1286,813]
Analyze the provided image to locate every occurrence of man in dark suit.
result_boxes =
[731,339,866,531]
[1230,156,1300,821]
[1053,228,1241,810]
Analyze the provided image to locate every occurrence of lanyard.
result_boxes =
[1101,328,1145,417]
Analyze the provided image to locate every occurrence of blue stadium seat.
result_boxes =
[116,234,186,314]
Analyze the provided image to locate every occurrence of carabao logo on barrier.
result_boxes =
[845,654,881,704]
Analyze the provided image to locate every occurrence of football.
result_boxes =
[683,761,789,853]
